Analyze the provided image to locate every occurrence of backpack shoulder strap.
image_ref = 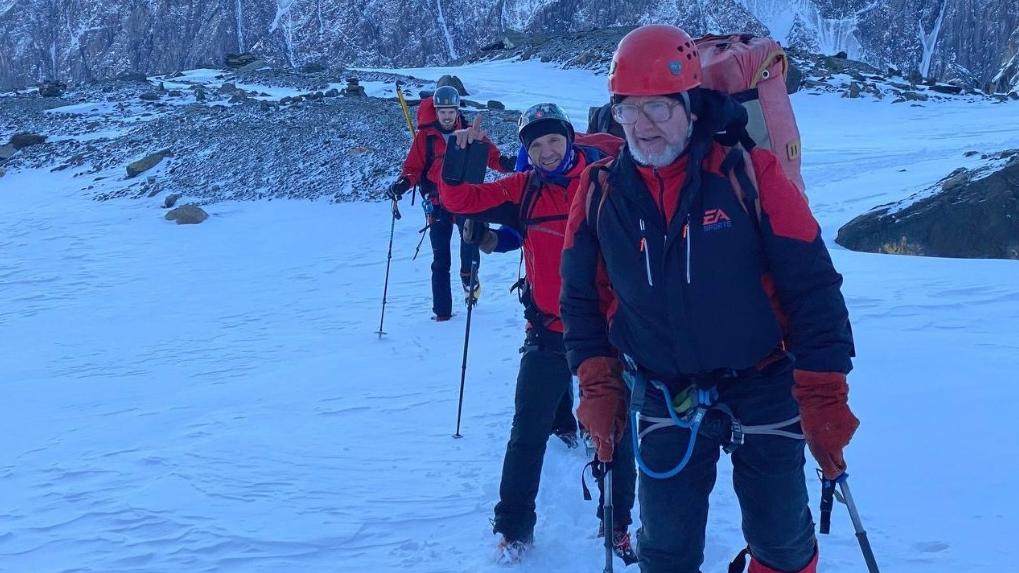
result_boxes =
[424,134,436,173]
[720,146,763,233]
[585,162,613,237]
[517,171,544,230]
[418,133,438,198]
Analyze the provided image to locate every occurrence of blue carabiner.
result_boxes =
[629,377,716,480]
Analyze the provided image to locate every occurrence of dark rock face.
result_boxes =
[0,0,1013,93]
[836,151,1019,259]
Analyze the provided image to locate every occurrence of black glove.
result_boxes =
[463,219,498,254]
[463,219,489,244]
[498,154,517,173]
[386,177,411,200]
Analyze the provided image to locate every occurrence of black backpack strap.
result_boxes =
[720,147,762,234]
[585,164,610,236]
[419,134,437,198]
[517,171,544,236]
[512,277,559,335]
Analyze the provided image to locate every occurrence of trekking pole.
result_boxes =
[452,260,479,438]
[375,198,401,338]
[602,462,615,573]
[838,477,881,573]
[819,473,880,573]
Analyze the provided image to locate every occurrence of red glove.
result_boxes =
[577,356,628,463]
[793,370,859,480]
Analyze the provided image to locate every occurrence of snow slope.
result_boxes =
[2,60,1019,572]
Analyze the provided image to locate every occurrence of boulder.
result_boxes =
[165,204,209,224]
[344,85,366,97]
[225,52,258,68]
[785,63,803,94]
[300,62,326,73]
[929,83,963,95]
[37,80,66,97]
[836,154,1019,259]
[436,74,469,96]
[9,133,47,149]
[237,59,269,73]
[163,193,182,208]
[487,100,506,110]
[116,71,149,82]
[900,91,929,101]
[127,148,173,178]
[139,92,161,101]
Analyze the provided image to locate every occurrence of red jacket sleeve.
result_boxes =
[399,132,429,187]
[560,163,618,372]
[751,148,854,375]
[485,139,511,173]
[438,171,528,216]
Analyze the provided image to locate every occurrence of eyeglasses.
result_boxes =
[611,100,683,125]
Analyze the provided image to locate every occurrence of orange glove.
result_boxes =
[577,356,628,463]
[793,370,859,479]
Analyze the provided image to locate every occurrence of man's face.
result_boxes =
[436,108,458,130]
[618,95,693,167]
[527,133,569,171]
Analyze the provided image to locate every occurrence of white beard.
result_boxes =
[627,135,687,168]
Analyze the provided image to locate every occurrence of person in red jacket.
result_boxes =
[439,104,637,564]
[385,86,513,320]
[560,25,860,573]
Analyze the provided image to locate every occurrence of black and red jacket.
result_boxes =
[439,133,623,333]
[560,135,854,379]
[400,100,505,201]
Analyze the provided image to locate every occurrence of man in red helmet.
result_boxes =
[386,85,513,320]
[560,25,859,573]
[439,104,637,564]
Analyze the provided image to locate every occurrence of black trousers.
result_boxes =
[634,357,816,573]
[493,331,636,542]
[428,204,479,318]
